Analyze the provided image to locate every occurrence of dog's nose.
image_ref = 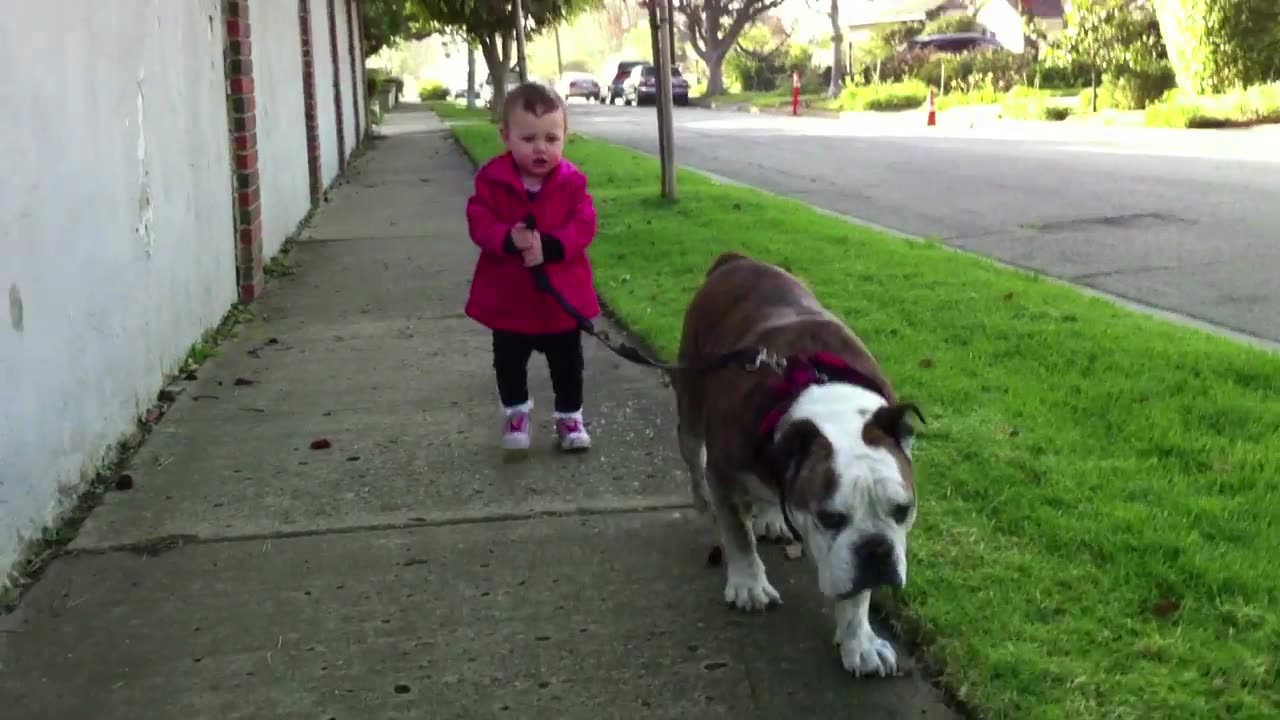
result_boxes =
[853,534,902,589]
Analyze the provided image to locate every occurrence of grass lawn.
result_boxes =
[440,110,1280,719]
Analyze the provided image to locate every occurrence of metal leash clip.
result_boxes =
[747,348,787,373]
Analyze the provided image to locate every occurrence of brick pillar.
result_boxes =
[299,0,321,207]
[326,0,346,172]
[345,0,362,142]
[224,0,264,302]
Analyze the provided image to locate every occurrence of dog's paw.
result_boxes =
[839,630,899,678]
[723,569,782,612]
[751,505,795,543]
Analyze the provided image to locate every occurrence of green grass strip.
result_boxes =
[443,110,1280,719]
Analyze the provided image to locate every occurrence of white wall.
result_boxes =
[976,0,1027,53]
[0,0,237,578]
[253,0,311,257]
[311,0,341,186]
[334,0,358,156]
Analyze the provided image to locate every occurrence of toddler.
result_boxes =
[464,82,600,452]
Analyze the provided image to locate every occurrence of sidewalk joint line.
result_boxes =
[66,500,697,557]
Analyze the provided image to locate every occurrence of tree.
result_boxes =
[1044,0,1165,112]
[1152,0,1280,93]
[674,0,786,96]
[822,0,844,99]
[415,0,596,119]
[361,0,436,57]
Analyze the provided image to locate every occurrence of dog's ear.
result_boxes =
[863,402,925,459]
[766,419,835,507]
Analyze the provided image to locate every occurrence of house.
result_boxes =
[972,0,1067,53]
[843,0,1066,53]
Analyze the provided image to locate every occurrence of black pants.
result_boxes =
[492,329,584,413]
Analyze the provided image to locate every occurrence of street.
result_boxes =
[570,101,1280,344]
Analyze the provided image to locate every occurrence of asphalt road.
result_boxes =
[569,101,1280,345]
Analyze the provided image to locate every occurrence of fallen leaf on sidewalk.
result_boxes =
[233,377,256,386]
[309,438,332,450]
[784,543,804,560]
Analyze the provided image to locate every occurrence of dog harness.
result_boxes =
[755,352,890,544]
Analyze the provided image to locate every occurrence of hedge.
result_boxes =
[1154,0,1280,93]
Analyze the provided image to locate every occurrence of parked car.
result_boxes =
[906,31,1002,54]
[621,63,690,107]
[555,71,601,102]
[600,60,646,104]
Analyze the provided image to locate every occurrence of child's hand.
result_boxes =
[521,240,544,267]
[511,226,536,250]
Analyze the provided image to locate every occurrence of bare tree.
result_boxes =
[826,0,844,98]
[675,0,786,96]
[807,0,846,98]
[598,0,643,49]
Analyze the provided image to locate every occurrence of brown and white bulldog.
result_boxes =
[670,251,923,678]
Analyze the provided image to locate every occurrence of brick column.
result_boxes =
[326,0,346,172]
[224,0,264,302]
[299,0,321,207]
[345,0,362,142]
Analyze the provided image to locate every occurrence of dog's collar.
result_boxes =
[756,352,888,441]
[756,353,888,547]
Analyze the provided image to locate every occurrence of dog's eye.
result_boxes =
[815,511,848,532]
[891,503,914,524]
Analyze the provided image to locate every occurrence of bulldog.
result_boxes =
[669,252,923,678]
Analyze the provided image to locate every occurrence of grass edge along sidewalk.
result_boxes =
[432,102,1280,719]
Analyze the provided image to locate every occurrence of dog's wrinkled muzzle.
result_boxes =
[841,535,903,597]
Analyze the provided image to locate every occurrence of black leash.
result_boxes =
[519,217,782,376]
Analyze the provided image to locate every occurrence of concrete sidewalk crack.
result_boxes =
[66,500,697,557]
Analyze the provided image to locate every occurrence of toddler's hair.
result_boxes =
[502,81,568,130]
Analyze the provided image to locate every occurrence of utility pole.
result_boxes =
[514,0,529,83]
[654,0,677,199]
[647,1,666,172]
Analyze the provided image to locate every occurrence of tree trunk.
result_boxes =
[1090,68,1098,113]
[704,52,727,96]
[827,0,843,99]
[466,43,477,110]
[480,32,514,122]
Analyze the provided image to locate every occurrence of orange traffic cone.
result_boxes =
[926,88,937,127]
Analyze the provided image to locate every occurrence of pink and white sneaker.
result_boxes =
[554,411,592,452]
[501,402,533,450]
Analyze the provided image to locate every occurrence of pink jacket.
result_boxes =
[464,152,601,336]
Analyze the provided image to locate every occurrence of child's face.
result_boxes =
[501,106,565,179]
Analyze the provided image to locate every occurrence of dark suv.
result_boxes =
[601,60,646,104]
[622,63,690,106]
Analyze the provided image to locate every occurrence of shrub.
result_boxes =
[836,80,929,111]
[1104,62,1178,109]
[922,14,982,36]
[726,27,816,93]
[1002,92,1074,121]
[1153,0,1280,94]
[1144,82,1280,127]
[418,82,449,102]
[916,49,1030,93]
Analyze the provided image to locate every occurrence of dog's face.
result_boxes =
[768,384,920,599]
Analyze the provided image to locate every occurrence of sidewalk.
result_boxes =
[0,106,958,719]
